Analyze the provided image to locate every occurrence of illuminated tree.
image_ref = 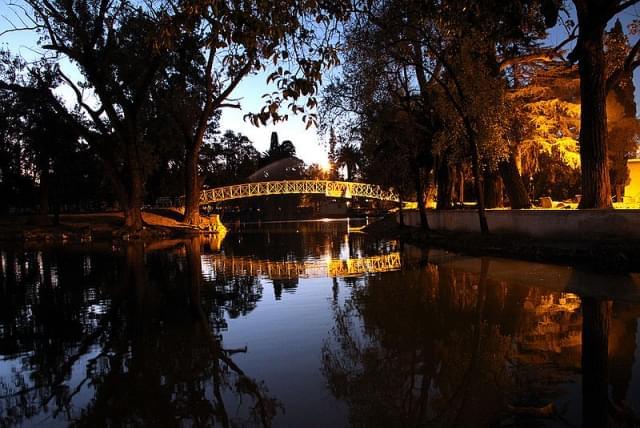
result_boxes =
[505,20,640,203]
[605,20,640,201]
[328,0,561,231]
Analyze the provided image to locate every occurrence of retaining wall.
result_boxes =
[398,209,640,239]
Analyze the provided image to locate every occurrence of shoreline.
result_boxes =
[3,211,640,273]
[365,215,640,273]
[0,210,218,244]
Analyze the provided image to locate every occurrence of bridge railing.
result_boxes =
[193,180,400,206]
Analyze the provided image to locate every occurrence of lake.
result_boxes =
[1,219,639,427]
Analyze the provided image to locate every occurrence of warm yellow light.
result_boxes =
[319,159,331,173]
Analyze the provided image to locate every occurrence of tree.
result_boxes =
[321,4,440,228]
[505,22,640,204]
[364,106,430,226]
[331,0,561,233]
[167,0,348,226]
[568,0,640,209]
[2,1,173,231]
[261,132,297,165]
[605,20,640,202]
[211,130,261,185]
[336,142,362,181]
[327,128,340,180]
[0,52,95,218]
[424,0,563,228]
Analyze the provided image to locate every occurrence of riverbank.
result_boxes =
[365,215,640,273]
[0,209,223,243]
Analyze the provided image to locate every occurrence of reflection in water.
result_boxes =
[0,239,278,427]
[0,220,639,427]
[200,252,401,280]
[322,252,640,427]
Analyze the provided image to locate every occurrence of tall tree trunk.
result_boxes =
[38,158,50,217]
[35,150,52,226]
[575,10,612,209]
[124,197,144,232]
[470,141,489,235]
[124,157,145,231]
[436,158,455,209]
[499,152,531,209]
[458,167,465,205]
[183,143,201,226]
[414,168,429,230]
[613,182,624,203]
[581,298,612,428]
[483,170,503,209]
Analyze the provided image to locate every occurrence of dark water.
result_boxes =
[1,219,639,427]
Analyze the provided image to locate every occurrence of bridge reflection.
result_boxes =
[200,252,402,280]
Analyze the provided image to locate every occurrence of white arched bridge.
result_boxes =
[188,180,400,206]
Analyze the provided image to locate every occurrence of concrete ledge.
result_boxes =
[399,209,640,239]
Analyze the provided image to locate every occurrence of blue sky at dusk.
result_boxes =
[0,1,330,165]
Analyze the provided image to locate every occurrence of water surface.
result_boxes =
[1,219,639,427]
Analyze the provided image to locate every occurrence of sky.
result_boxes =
[216,72,330,166]
[0,0,329,166]
[2,1,640,167]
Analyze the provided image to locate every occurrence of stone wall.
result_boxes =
[398,209,640,239]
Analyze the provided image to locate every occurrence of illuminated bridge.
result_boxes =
[192,180,400,206]
[200,252,402,280]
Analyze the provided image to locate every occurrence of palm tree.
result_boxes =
[336,143,362,181]
[262,132,297,165]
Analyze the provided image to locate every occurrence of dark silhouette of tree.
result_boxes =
[0,51,110,216]
[165,1,348,226]
[261,132,297,166]
[200,130,261,186]
[336,143,362,181]
[1,1,173,231]
[326,0,561,232]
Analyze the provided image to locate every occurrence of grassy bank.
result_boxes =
[365,215,640,273]
[0,209,209,243]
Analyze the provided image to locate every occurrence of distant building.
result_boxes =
[624,159,640,201]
